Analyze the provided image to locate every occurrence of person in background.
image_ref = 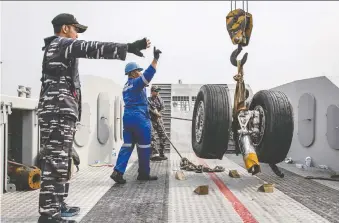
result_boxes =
[148,86,168,161]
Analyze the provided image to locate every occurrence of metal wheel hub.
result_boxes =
[251,105,265,147]
[195,101,205,143]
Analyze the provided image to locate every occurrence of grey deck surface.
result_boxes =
[2,150,338,223]
[227,154,339,223]
[80,160,169,223]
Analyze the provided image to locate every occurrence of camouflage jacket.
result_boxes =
[148,96,165,121]
[37,35,128,121]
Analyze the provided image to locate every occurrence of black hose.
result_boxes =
[269,163,284,178]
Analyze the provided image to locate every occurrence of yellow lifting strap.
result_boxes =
[226,8,253,47]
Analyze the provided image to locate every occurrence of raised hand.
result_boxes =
[127,37,151,57]
[153,47,162,61]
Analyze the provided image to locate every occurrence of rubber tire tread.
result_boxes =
[249,90,294,164]
[191,85,232,159]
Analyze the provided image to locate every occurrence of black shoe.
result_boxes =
[137,174,158,181]
[159,154,168,160]
[110,170,126,184]
[38,215,77,223]
[150,154,163,161]
[60,202,80,218]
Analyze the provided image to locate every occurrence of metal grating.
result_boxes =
[153,83,172,150]
[0,152,139,223]
[80,160,169,223]
[227,154,338,223]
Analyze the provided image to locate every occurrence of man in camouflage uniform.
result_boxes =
[38,13,150,223]
[148,86,168,161]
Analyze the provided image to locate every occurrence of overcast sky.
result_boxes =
[1,1,339,97]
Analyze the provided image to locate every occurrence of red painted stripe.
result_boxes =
[198,158,258,223]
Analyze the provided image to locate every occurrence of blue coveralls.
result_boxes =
[114,65,156,176]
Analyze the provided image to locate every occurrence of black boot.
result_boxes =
[150,153,163,161]
[38,215,77,223]
[60,202,80,218]
[110,170,126,184]
[137,174,158,181]
[159,153,168,160]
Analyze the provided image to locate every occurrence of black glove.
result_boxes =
[127,38,148,57]
[72,147,80,172]
[153,47,162,61]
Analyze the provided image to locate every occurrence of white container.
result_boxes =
[111,148,117,165]
[305,157,312,167]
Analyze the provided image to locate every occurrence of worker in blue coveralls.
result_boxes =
[111,46,162,184]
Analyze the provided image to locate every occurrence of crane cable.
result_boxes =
[231,0,248,12]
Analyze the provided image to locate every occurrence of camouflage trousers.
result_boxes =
[151,118,167,156]
[38,115,76,218]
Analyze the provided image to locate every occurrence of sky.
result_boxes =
[1,1,339,97]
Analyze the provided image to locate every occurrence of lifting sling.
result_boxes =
[226,1,285,178]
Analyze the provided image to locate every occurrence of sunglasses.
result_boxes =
[68,24,80,33]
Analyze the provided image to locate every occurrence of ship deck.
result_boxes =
[1,141,339,223]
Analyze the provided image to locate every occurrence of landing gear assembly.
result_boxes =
[191,1,294,177]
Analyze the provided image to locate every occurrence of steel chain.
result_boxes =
[180,157,225,173]
[158,118,225,173]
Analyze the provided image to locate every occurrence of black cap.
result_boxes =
[52,13,88,33]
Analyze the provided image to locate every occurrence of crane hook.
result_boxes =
[230,44,248,67]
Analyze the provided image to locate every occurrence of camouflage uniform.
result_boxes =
[148,88,167,158]
[38,115,76,217]
[38,24,128,219]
